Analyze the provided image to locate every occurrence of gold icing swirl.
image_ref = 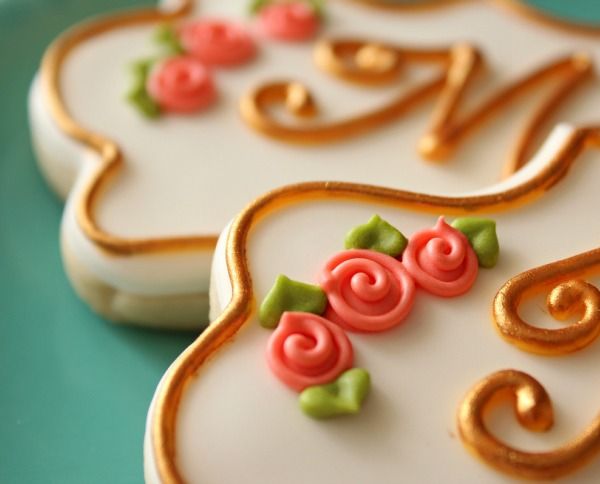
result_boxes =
[457,369,600,480]
[494,249,600,355]
[239,40,448,144]
[313,39,406,85]
[241,39,593,179]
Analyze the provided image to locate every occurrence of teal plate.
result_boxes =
[0,3,195,482]
[0,1,598,483]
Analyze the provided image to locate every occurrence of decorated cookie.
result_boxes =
[30,0,600,329]
[145,121,600,482]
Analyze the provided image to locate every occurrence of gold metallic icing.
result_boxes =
[239,41,448,144]
[241,39,593,179]
[494,249,600,355]
[458,369,600,480]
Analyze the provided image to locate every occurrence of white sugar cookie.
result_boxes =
[30,0,600,330]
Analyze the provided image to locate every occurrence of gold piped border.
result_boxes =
[40,0,599,258]
[40,0,217,255]
[151,126,600,483]
[37,0,600,481]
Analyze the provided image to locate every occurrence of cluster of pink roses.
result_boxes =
[146,20,256,114]
[265,217,481,393]
[130,2,322,117]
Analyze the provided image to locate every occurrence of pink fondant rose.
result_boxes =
[266,312,353,391]
[259,2,319,42]
[179,20,256,67]
[319,249,416,333]
[147,56,216,113]
[403,217,478,297]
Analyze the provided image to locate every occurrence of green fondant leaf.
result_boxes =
[248,0,271,14]
[345,214,407,257]
[128,88,161,118]
[307,0,326,18]
[259,275,327,329]
[131,58,153,78]
[299,368,371,419]
[451,217,499,268]
[126,59,161,119]
[154,23,184,55]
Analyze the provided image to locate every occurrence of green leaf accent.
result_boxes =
[299,368,371,419]
[154,24,184,56]
[259,275,327,329]
[344,214,407,257]
[248,0,272,15]
[451,217,500,268]
[307,0,326,18]
[126,59,161,119]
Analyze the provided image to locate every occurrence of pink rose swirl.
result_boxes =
[403,216,478,297]
[179,19,255,67]
[146,56,216,113]
[319,249,416,333]
[259,2,319,42]
[266,312,353,392]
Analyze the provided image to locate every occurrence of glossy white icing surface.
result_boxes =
[158,122,600,483]
[32,0,600,299]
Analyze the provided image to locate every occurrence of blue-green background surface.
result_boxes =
[0,1,598,483]
[509,0,600,27]
[0,3,195,483]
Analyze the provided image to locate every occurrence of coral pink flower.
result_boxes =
[259,2,319,42]
[179,19,256,67]
[319,249,416,333]
[403,217,478,297]
[266,312,353,391]
[147,56,216,113]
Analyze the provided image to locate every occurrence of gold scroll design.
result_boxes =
[458,369,600,480]
[151,126,600,484]
[456,210,600,476]
[240,38,594,179]
[494,248,600,355]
